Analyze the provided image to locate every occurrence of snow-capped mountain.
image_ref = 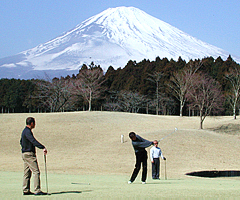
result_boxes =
[0,6,239,79]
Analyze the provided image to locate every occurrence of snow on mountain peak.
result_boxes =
[0,6,239,79]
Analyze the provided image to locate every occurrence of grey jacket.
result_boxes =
[131,135,153,153]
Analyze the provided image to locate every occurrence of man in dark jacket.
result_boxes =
[128,132,153,184]
[20,117,48,195]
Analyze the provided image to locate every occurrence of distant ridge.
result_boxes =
[0,6,239,79]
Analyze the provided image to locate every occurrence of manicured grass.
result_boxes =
[1,171,240,199]
[1,112,240,199]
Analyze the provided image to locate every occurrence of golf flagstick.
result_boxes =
[44,154,49,194]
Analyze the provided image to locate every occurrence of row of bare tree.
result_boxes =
[35,66,104,112]
[31,60,240,129]
[147,62,222,129]
[164,61,240,128]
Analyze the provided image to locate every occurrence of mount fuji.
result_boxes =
[0,6,239,79]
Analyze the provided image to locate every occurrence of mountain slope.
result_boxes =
[0,6,239,79]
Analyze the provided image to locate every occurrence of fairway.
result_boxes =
[0,111,240,199]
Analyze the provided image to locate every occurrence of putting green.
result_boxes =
[1,171,239,199]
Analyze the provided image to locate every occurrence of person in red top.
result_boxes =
[20,117,48,195]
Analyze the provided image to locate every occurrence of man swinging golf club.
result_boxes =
[128,132,153,184]
[20,117,48,195]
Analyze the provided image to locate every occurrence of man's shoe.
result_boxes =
[128,181,132,184]
[142,182,146,184]
[34,191,48,195]
[23,191,34,195]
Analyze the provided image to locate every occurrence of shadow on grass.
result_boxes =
[146,182,172,185]
[50,190,92,195]
[146,179,183,184]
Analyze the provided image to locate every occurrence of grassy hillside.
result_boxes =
[1,111,239,179]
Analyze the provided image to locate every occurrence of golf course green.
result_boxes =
[0,111,239,199]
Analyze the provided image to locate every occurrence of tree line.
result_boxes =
[1,55,240,128]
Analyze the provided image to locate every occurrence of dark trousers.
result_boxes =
[130,150,148,182]
[152,158,160,179]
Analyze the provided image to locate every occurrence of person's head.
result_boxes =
[153,140,158,147]
[26,117,35,129]
[129,132,136,141]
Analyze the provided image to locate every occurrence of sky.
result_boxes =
[0,0,239,59]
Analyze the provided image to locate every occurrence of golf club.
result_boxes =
[44,154,49,194]
[165,159,167,180]
[159,127,178,141]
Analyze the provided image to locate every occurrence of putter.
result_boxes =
[44,154,49,194]
[165,159,167,180]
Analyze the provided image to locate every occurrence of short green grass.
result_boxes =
[1,112,240,199]
[1,171,239,199]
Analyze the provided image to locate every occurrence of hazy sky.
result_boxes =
[1,0,239,59]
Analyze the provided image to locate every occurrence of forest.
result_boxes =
[1,55,240,123]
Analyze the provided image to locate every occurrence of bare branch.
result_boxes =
[73,66,105,111]
[168,61,202,116]
[186,73,224,129]
[225,65,240,119]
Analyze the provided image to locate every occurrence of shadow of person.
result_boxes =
[50,190,92,195]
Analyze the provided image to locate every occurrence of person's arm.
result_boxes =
[25,129,45,149]
[159,148,166,160]
[132,135,153,148]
